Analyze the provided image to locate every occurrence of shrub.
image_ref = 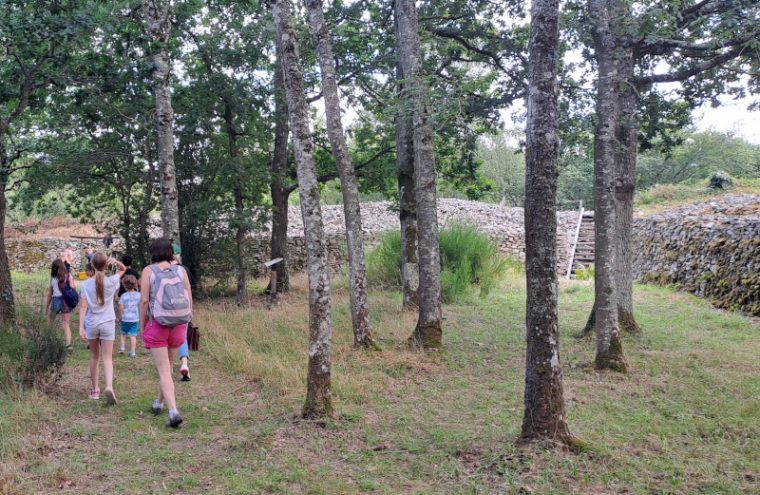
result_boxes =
[708,171,735,190]
[367,224,512,303]
[0,312,67,392]
[574,264,595,281]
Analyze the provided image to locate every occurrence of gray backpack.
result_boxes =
[149,264,192,326]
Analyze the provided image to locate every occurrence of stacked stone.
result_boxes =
[632,194,760,316]
[6,238,125,274]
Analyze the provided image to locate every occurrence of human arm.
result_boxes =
[139,267,151,332]
[78,297,88,341]
[181,266,193,310]
[108,257,127,277]
[117,301,124,322]
[44,286,52,315]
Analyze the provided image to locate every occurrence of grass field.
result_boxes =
[1,269,759,494]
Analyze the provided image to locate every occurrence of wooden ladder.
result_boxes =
[565,202,595,279]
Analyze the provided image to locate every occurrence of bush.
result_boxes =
[367,224,512,303]
[708,171,735,190]
[0,312,67,392]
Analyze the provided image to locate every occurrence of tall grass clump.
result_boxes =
[0,310,67,393]
[367,224,512,302]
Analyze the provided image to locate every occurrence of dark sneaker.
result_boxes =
[180,363,190,382]
[167,411,183,428]
[152,401,164,416]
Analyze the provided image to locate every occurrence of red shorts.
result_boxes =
[143,319,187,349]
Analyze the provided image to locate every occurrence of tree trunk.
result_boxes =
[270,43,292,292]
[395,0,442,349]
[394,16,419,311]
[520,0,573,445]
[142,0,180,245]
[614,55,641,335]
[304,0,375,349]
[589,0,627,373]
[223,102,248,305]
[270,0,334,419]
[0,154,15,327]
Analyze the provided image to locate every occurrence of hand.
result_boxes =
[79,327,87,341]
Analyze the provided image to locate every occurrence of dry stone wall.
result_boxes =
[6,237,125,274]
[7,199,580,278]
[632,195,760,316]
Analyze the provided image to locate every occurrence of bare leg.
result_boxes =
[151,347,177,411]
[120,334,126,351]
[101,340,115,392]
[129,336,137,354]
[61,313,72,346]
[88,339,100,391]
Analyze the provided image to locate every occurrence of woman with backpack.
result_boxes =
[45,259,77,351]
[78,253,126,404]
[140,238,192,428]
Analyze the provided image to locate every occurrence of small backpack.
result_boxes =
[149,264,192,326]
[62,276,79,309]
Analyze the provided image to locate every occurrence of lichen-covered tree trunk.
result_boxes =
[0,163,15,327]
[142,0,179,245]
[521,0,573,444]
[395,0,442,349]
[270,46,291,292]
[614,58,641,335]
[394,15,419,311]
[271,0,334,418]
[589,0,627,373]
[305,0,375,349]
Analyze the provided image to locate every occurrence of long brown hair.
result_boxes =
[50,259,66,292]
[91,253,108,305]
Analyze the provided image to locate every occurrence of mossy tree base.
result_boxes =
[618,308,641,335]
[594,335,628,373]
[518,430,588,453]
[354,334,382,351]
[577,305,596,338]
[408,320,442,350]
[302,395,334,420]
[578,305,641,338]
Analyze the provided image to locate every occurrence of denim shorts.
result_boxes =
[120,321,139,337]
[51,296,71,315]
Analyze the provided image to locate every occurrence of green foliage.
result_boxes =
[367,224,512,302]
[478,134,525,206]
[636,177,760,209]
[366,230,403,288]
[574,264,595,281]
[0,312,67,392]
[638,131,760,189]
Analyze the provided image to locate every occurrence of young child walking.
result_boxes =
[78,253,126,404]
[45,259,76,351]
[118,275,140,357]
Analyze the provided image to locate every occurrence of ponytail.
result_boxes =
[95,271,105,305]
[91,252,108,305]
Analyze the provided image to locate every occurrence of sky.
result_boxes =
[693,98,760,144]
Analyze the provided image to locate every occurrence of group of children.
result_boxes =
[45,243,192,427]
